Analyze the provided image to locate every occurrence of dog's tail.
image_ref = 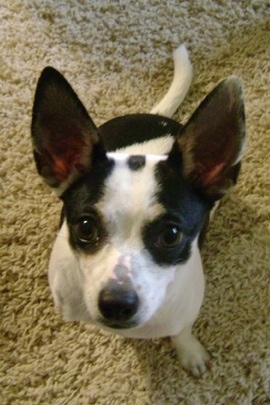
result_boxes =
[150,44,193,118]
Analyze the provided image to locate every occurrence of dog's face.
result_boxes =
[59,151,210,330]
[31,67,245,335]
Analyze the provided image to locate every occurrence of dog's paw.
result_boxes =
[171,329,211,378]
[178,341,211,378]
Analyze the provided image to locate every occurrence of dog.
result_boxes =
[31,45,245,377]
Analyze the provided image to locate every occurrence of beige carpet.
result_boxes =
[1,1,270,404]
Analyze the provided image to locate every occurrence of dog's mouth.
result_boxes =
[99,319,139,330]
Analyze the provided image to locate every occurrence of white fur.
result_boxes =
[107,152,168,161]
[150,44,193,117]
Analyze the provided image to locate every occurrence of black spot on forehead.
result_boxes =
[127,155,146,171]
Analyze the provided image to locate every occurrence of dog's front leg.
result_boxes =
[171,326,211,377]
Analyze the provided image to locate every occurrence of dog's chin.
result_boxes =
[98,319,139,330]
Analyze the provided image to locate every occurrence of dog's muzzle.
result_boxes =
[98,284,139,329]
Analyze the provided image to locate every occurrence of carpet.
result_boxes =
[1,1,270,404]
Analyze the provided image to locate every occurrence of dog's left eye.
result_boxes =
[75,217,99,244]
[156,224,182,248]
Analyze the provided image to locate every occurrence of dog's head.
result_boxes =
[31,68,245,333]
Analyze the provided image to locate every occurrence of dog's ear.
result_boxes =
[31,67,107,196]
[169,76,246,201]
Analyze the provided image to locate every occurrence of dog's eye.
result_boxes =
[75,217,99,244]
[156,224,182,248]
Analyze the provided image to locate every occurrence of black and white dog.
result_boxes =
[31,45,245,377]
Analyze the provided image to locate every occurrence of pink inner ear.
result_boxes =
[202,162,226,186]
[53,155,76,182]
[46,133,88,183]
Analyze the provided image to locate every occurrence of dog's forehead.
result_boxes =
[96,153,166,217]
[106,153,166,197]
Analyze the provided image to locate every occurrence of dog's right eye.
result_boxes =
[156,224,182,249]
[75,217,99,244]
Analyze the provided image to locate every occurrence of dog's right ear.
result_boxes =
[31,67,107,196]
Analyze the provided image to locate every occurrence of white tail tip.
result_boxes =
[151,44,193,118]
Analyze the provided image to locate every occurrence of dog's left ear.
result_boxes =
[170,76,246,200]
[31,67,107,196]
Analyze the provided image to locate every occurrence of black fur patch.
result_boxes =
[98,114,182,151]
[127,155,146,171]
[142,157,212,266]
[143,214,192,266]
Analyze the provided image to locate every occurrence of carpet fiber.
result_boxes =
[1,1,270,404]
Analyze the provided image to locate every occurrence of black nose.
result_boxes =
[98,287,139,323]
